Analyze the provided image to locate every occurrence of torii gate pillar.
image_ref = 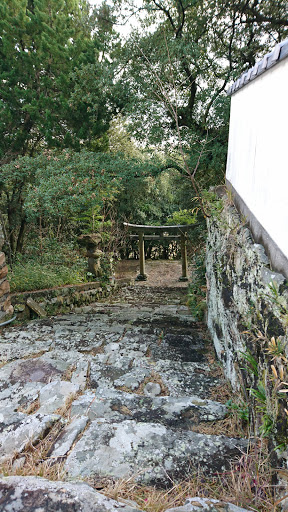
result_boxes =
[179,233,188,281]
[136,232,147,281]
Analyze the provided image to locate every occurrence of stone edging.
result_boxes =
[10,280,115,319]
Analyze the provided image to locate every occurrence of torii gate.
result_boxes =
[123,222,196,282]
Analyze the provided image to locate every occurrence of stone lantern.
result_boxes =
[78,234,103,277]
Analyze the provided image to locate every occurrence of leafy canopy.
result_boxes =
[0,0,116,163]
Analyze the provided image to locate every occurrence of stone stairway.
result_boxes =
[0,283,250,511]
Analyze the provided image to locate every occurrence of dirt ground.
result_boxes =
[114,259,191,288]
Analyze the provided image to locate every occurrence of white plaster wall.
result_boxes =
[226,57,288,259]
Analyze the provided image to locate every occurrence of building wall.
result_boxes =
[226,57,288,276]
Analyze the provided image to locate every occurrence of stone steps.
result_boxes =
[0,284,250,511]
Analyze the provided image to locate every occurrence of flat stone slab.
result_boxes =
[166,498,251,512]
[65,419,248,485]
[0,380,44,410]
[26,296,47,317]
[0,413,60,463]
[38,379,80,414]
[48,416,89,458]
[0,476,143,512]
[70,391,227,428]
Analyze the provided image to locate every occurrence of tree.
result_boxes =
[0,148,161,257]
[111,0,288,188]
[0,0,115,163]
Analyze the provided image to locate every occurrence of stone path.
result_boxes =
[0,271,250,511]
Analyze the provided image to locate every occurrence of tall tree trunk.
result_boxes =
[15,217,27,255]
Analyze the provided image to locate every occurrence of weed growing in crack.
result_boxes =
[226,399,249,424]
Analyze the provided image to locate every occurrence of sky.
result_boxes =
[88,0,142,38]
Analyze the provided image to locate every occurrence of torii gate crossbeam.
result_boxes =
[123,222,196,282]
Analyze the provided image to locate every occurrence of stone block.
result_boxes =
[0,252,5,267]
[39,380,80,414]
[2,296,12,312]
[65,419,248,483]
[26,297,46,317]
[49,416,88,458]
[261,268,285,287]
[0,280,10,298]
[0,265,8,279]
[0,413,60,463]
[253,243,269,265]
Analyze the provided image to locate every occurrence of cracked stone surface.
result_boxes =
[0,476,143,511]
[0,412,60,463]
[65,418,247,485]
[0,278,249,509]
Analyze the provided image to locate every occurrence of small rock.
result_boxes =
[118,498,140,508]
[144,382,161,397]
[253,243,269,265]
[11,457,26,471]
[13,304,26,313]
[261,268,285,287]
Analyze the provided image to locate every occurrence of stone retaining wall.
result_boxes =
[11,280,115,319]
[206,191,288,388]
[0,251,13,322]
[206,190,288,465]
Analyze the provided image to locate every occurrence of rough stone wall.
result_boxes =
[0,226,13,322]
[206,193,288,390]
[11,280,115,318]
[206,192,288,469]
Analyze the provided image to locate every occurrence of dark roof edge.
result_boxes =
[227,38,288,96]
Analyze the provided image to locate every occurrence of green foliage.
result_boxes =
[263,281,288,316]
[201,189,224,217]
[240,350,278,438]
[250,383,275,437]
[24,150,122,221]
[8,236,87,292]
[9,262,85,292]
[240,350,259,378]
[226,399,249,424]
[116,168,188,226]
[166,209,197,225]
[0,0,115,162]
[112,0,288,189]
[0,149,159,258]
